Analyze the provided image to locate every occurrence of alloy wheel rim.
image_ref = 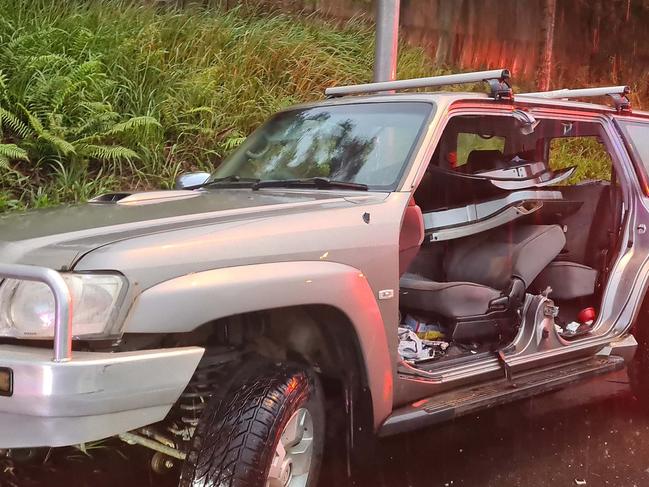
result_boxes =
[266,408,314,487]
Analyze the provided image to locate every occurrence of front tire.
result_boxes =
[180,363,325,487]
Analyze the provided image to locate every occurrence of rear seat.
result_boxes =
[531,261,598,300]
[527,181,613,300]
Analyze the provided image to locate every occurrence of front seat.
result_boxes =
[400,224,566,339]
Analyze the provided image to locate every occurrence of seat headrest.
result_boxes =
[465,149,506,173]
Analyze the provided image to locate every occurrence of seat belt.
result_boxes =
[599,173,623,291]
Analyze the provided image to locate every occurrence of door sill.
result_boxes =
[381,355,624,437]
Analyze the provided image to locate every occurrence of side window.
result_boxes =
[548,136,612,184]
[456,132,506,166]
[618,121,649,181]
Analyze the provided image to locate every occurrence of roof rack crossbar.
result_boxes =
[325,69,512,100]
[520,86,631,112]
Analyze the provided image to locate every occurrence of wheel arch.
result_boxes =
[122,261,393,429]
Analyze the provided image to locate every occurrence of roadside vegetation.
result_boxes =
[549,137,612,183]
[0,0,615,212]
[0,0,438,211]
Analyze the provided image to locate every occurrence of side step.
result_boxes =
[380,355,625,437]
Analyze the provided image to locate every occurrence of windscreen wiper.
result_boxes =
[189,175,261,190]
[252,177,368,191]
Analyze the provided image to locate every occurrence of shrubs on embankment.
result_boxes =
[0,0,436,210]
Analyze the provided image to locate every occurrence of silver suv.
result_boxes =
[1,69,649,487]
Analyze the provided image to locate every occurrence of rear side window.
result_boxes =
[618,121,649,176]
[548,136,612,183]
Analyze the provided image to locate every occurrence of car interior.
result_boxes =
[398,113,623,366]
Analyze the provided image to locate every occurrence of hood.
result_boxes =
[0,188,381,269]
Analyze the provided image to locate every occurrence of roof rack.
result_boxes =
[520,85,631,112]
[324,68,512,100]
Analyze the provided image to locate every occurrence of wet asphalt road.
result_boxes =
[377,371,648,487]
[2,370,648,487]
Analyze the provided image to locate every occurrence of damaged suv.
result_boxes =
[1,69,649,486]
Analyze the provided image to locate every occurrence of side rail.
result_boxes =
[0,263,72,362]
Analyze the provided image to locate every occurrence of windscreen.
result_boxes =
[211,102,433,190]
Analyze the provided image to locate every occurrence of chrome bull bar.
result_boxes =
[0,263,72,362]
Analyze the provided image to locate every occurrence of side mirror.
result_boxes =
[174,172,210,190]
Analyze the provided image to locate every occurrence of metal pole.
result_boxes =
[374,0,400,83]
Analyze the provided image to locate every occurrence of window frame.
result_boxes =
[413,106,626,197]
[614,118,649,196]
[211,100,437,193]
[545,134,613,184]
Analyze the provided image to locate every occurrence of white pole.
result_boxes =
[374,0,400,83]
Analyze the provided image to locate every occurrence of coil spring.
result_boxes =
[175,349,240,428]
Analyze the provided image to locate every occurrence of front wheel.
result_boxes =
[180,363,325,487]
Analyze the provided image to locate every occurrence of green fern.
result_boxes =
[19,104,76,155]
[222,135,246,151]
[0,107,31,138]
[105,116,162,137]
[0,0,436,212]
[0,143,28,160]
[0,143,28,169]
[18,103,45,133]
[76,144,139,163]
[70,27,94,56]
[40,131,76,155]
[0,70,8,103]
[51,59,104,111]
[28,54,71,70]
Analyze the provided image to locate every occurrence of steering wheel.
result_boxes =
[245,133,270,159]
[478,133,496,140]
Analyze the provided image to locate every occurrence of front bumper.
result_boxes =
[0,344,204,448]
[0,263,203,448]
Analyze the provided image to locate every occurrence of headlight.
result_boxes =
[0,273,126,339]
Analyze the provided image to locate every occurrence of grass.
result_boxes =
[0,0,438,211]
[549,137,612,183]
[0,1,615,213]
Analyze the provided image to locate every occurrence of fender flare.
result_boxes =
[123,260,393,427]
